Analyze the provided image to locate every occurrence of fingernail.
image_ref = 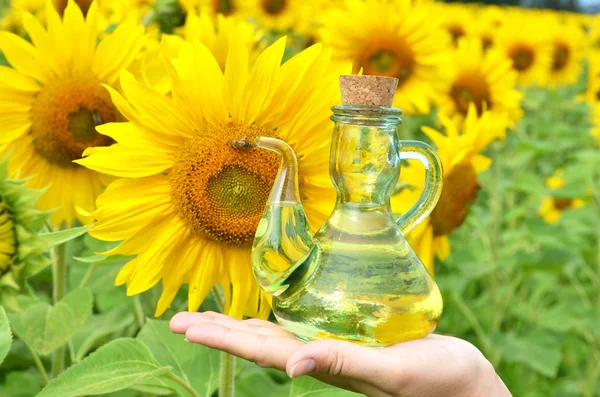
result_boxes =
[184,338,189,342]
[289,359,316,378]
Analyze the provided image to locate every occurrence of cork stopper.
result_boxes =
[339,75,398,107]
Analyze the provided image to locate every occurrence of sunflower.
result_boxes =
[0,1,144,226]
[546,19,584,86]
[137,12,263,96]
[580,51,600,105]
[319,0,450,115]
[180,0,240,17]
[436,3,475,46]
[99,0,154,25]
[52,0,94,15]
[391,105,509,274]
[439,37,522,127]
[538,169,585,225]
[470,5,505,51]
[0,0,46,34]
[182,11,263,70]
[587,15,600,49]
[77,32,351,317]
[0,157,51,300]
[240,0,302,32]
[495,15,552,87]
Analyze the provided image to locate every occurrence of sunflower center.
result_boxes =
[447,24,465,45]
[169,123,280,246]
[552,43,570,71]
[430,162,480,236]
[54,0,94,16]
[362,44,414,87]
[450,73,491,116]
[31,75,117,167]
[481,35,493,51]
[553,198,572,211]
[262,0,287,15]
[213,0,235,15]
[509,46,535,71]
[0,200,16,277]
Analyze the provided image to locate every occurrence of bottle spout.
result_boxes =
[254,136,301,203]
[251,136,316,296]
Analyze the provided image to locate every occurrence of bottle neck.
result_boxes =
[329,105,403,207]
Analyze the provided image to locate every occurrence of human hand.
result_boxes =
[170,311,511,397]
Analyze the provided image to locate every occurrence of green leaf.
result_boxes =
[73,254,131,264]
[71,305,135,361]
[36,338,172,397]
[9,288,93,355]
[0,306,12,365]
[493,331,562,378]
[0,371,42,397]
[236,366,291,397]
[288,377,361,397]
[37,226,90,248]
[136,319,221,396]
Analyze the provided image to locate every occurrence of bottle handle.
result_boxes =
[395,140,444,235]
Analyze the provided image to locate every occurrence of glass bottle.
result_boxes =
[251,75,444,346]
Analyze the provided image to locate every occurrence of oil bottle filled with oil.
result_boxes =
[251,75,444,346]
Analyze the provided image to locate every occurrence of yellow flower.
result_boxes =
[182,11,263,70]
[76,34,351,317]
[436,3,476,46]
[1,0,46,34]
[391,105,509,274]
[538,169,585,224]
[546,19,585,86]
[0,1,144,226]
[180,0,239,17]
[587,15,600,49]
[439,37,522,127]
[495,14,553,86]
[319,0,450,115]
[241,0,302,32]
[470,5,505,51]
[98,0,154,25]
[137,12,263,95]
[581,51,600,105]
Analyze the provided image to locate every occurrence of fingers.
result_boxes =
[286,339,399,388]
[185,321,303,370]
[170,311,285,336]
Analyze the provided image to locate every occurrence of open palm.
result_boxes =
[170,311,511,397]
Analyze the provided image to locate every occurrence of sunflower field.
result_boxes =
[0,0,598,396]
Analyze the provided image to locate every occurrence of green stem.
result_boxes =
[78,262,98,288]
[219,352,236,397]
[165,372,200,397]
[212,286,225,312]
[24,341,49,385]
[453,293,497,365]
[133,295,145,329]
[51,240,69,378]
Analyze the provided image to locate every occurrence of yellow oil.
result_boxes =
[255,202,443,347]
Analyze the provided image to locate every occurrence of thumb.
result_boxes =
[286,339,394,382]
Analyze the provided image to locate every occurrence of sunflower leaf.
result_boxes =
[0,306,13,365]
[289,377,361,397]
[38,226,91,248]
[8,288,93,356]
[136,319,221,397]
[36,338,173,397]
[71,305,135,361]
